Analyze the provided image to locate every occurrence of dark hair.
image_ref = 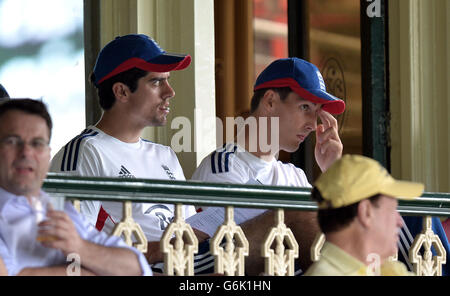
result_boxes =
[0,98,52,139]
[90,68,149,110]
[311,187,381,233]
[0,84,10,99]
[250,87,292,113]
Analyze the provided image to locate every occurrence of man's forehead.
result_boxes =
[295,95,322,107]
[0,110,49,135]
[147,71,171,79]
[0,109,40,120]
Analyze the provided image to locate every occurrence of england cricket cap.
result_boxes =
[314,155,424,209]
[93,34,191,86]
[254,57,345,114]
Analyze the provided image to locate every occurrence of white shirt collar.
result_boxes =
[0,187,48,218]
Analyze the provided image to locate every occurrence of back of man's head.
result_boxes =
[90,68,148,110]
[311,187,381,233]
[250,87,291,114]
[311,154,424,233]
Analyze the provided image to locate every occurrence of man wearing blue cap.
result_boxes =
[186,57,346,275]
[50,35,196,247]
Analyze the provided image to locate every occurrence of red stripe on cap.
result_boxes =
[97,56,191,85]
[254,78,345,114]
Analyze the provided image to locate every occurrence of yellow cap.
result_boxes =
[314,155,424,209]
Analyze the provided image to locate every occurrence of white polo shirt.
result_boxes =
[187,143,311,236]
[50,126,196,241]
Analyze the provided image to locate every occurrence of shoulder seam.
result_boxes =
[211,144,238,174]
[60,129,99,172]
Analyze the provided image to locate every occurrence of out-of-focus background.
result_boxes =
[0,0,85,157]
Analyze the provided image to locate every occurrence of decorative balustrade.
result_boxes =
[43,173,450,276]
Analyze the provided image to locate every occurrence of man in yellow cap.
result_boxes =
[305,154,423,276]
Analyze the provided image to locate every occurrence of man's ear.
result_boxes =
[112,82,130,103]
[260,89,279,113]
[356,199,373,228]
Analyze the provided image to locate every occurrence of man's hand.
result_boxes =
[146,241,163,264]
[37,208,84,256]
[17,266,96,276]
[38,208,144,276]
[0,256,7,276]
[145,228,209,264]
[315,109,343,172]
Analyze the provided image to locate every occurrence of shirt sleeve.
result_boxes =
[0,234,15,276]
[187,152,265,236]
[49,139,102,176]
[191,152,249,184]
[65,202,153,276]
[50,143,102,226]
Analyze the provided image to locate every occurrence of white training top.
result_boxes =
[186,143,311,237]
[49,126,196,242]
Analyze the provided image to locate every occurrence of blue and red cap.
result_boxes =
[254,58,345,114]
[93,34,191,87]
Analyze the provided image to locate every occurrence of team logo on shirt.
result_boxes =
[161,165,176,180]
[144,205,174,230]
[118,165,135,178]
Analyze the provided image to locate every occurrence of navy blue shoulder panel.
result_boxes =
[210,144,238,174]
[59,129,99,172]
